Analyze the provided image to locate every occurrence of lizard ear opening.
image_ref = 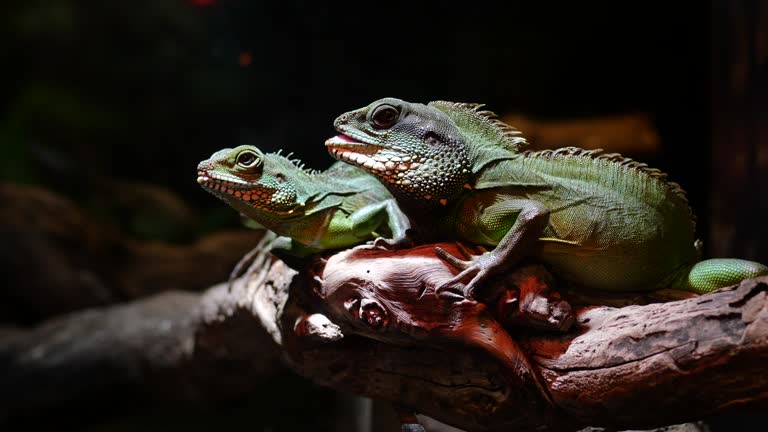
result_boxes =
[424,131,443,146]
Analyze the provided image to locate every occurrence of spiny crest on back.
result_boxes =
[268,150,322,175]
[289,155,323,175]
[527,146,695,228]
[428,101,528,152]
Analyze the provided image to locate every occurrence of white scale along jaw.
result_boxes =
[325,134,469,206]
[196,152,299,214]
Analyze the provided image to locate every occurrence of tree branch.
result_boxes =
[2,241,766,431]
[280,244,768,431]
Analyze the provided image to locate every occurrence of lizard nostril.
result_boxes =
[334,116,348,131]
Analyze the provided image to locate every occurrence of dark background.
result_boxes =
[1,0,709,239]
[2,0,766,431]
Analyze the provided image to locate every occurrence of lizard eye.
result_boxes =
[371,104,399,129]
[236,150,260,168]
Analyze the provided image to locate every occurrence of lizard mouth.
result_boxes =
[196,169,275,206]
[325,134,379,164]
[197,170,254,193]
[325,134,419,174]
[197,169,300,215]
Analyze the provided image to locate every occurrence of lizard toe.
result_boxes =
[435,246,472,271]
[462,282,478,301]
[435,281,467,301]
[435,266,480,300]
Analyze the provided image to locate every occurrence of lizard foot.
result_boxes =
[371,234,415,251]
[434,243,494,300]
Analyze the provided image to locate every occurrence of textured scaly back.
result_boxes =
[428,101,528,152]
[525,147,696,229]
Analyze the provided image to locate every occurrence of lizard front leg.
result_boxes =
[381,198,412,247]
[436,199,549,299]
[349,198,413,250]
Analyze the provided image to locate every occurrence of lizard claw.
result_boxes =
[434,245,499,301]
[435,246,471,270]
[433,281,469,301]
[434,268,482,301]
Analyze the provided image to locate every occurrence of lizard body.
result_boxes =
[326,98,767,295]
[197,145,409,257]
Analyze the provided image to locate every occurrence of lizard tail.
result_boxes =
[683,258,768,294]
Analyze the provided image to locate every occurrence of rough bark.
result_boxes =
[2,242,766,431]
[0,287,284,418]
[282,244,768,431]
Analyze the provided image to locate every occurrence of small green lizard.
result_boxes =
[197,145,410,257]
[326,97,767,296]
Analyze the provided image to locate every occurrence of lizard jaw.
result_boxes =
[196,171,299,215]
[325,134,419,174]
[326,134,384,171]
[196,170,255,192]
[196,170,269,205]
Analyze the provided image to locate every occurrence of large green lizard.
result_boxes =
[197,145,410,257]
[326,97,767,296]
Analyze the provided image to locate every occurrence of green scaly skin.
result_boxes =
[197,145,410,257]
[326,98,768,296]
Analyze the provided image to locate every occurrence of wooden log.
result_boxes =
[2,242,766,431]
[280,244,768,431]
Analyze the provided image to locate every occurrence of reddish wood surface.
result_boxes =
[277,244,768,431]
[2,241,766,431]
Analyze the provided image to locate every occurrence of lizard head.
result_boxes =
[197,145,301,216]
[326,97,472,207]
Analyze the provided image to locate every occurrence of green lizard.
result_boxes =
[197,145,410,258]
[326,97,767,297]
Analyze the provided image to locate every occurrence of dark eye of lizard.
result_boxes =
[236,151,259,167]
[371,104,399,129]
